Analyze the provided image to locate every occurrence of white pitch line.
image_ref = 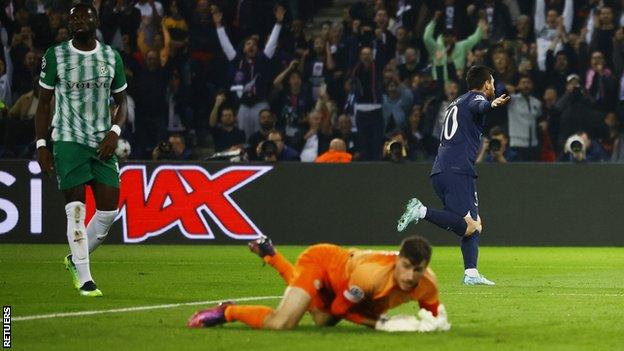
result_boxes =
[12,295,282,322]
[12,291,624,322]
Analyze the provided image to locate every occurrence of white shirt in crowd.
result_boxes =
[135,1,164,20]
[508,93,542,148]
[300,134,319,162]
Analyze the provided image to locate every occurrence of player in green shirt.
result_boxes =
[35,3,128,297]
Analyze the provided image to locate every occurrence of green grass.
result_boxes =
[1,245,623,351]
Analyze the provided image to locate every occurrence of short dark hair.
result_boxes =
[259,108,274,119]
[221,106,235,115]
[517,74,532,83]
[399,236,432,266]
[466,65,493,90]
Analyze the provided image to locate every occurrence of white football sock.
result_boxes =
[465,268,479,277]
[418,205,427,218]
[87,209,118,253]
[65,201,92,285]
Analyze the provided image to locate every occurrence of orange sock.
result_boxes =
[225,305,273,329]
[263,250,294,283]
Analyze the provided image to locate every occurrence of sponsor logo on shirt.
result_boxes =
[65,80,111,90]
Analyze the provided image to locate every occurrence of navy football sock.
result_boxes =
[461,231,480,269]
[424,208,467,236]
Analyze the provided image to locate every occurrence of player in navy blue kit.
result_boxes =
[397,66,510,285]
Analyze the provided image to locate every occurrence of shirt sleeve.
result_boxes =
[467,94,492,114]
[411,273,440,316]
[39,47,58,90]
[111,50,127,94]
[330,265,373,316]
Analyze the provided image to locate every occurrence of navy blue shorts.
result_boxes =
[431,172,479,220]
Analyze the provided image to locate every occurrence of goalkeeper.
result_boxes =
[188,235,450,332]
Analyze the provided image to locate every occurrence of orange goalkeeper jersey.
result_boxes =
[294,244,440,319]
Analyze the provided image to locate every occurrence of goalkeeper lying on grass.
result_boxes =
[188,235,450,332]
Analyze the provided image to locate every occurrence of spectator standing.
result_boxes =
[405,104,429,161]
[585,51,617,112]
[302,36,336,100]
[397,47,423,84]
[134,50,170,158]
[271,60,314,139]
[209,92,246,152]
[534,0,573,71]
[213,5,285,139]
[382,75,414,133]
[333,114,359,157]
[293,110,332,162]
[100,0,142,49]
[423,11,486,84]
[351,46,384,160]
[507,76,542,161]
[588,5,616,64]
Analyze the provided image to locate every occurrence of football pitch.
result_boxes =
[1,244,622,351]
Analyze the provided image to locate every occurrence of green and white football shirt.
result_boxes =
[39,40,127,148]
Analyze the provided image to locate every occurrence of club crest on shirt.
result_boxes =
[99,64,109,75]
[344,285,365,303]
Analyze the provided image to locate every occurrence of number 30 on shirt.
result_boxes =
[442,105,458,140]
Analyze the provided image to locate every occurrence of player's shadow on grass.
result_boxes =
[211,324,381,334]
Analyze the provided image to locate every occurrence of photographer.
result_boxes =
[383,131,408,163]
[476,127,518,164]
[152,133,193,161]
[247,109,277,161]
[560,131,608,163]
[256,130,299,162]
[555,74,604,150]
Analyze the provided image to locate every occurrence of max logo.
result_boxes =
[86,165,271,242]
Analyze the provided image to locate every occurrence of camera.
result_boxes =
[385,140,407,162]
[489,139,501,152]
[564,135,587,162]
[570,140,583,153]
[260,140,278,161]
[565,135,586,154]
[158,141,172,154]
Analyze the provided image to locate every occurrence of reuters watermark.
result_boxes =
[2,306,10,348]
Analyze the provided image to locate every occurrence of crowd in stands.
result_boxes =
[1,0,624,163]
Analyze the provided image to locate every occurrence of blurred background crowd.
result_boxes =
[1,0,624,163]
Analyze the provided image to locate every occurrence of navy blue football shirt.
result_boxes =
[431,91,492,177]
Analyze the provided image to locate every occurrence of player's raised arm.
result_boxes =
[213,8,237,61]
[263,5,285,59]
[491,94,510,108]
